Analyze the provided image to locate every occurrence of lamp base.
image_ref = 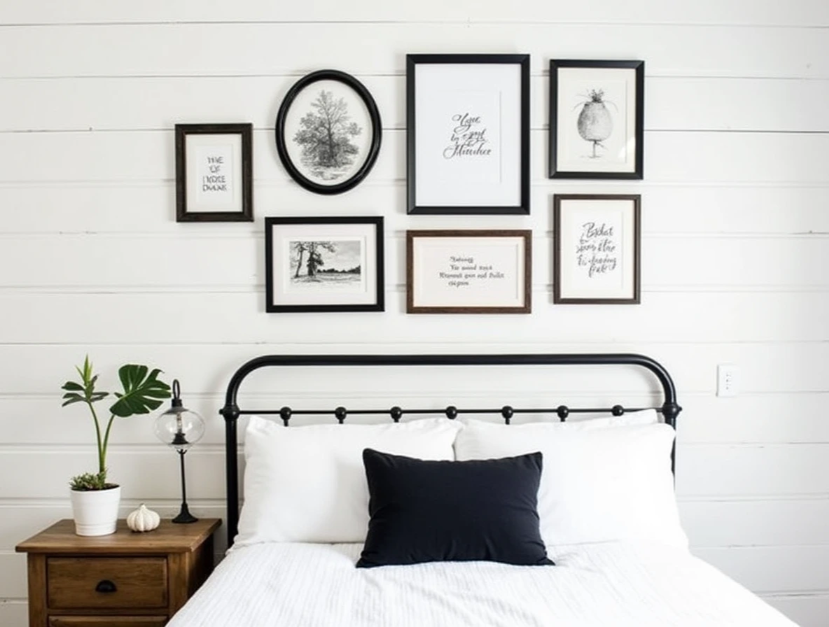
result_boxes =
[172,503,198,524]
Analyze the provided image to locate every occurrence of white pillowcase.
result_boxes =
[236,416,463,546]
[454,412,688,549]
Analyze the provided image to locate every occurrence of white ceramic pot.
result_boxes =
[70,486,121,536]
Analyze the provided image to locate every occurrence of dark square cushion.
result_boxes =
[356,448,553,568]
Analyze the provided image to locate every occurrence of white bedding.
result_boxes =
[168,541,796,627]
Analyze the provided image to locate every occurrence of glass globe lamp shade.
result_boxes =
[154,405,205,452]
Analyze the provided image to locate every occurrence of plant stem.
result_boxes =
[87,400,105,476]
[101,413,116,478]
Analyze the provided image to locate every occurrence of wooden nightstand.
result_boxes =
[16,518,221,627]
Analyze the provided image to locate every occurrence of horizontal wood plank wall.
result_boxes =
[0,1,826,625]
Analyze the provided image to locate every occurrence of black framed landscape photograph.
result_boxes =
[553,194,641,304]
[549,60,644,179]
[406,54,530,215]
[175,123,253,222]
[275,70,382,195]
[265,217,384,312]
[406,230,531,314]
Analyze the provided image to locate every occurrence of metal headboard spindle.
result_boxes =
[220,353,682,547]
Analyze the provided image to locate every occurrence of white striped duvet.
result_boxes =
[168,541,796,627]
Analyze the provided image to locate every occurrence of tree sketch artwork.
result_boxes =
[289,240,362,288]
[575,89,616,159]
[293,90,363,182]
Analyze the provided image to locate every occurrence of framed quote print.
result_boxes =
[406,54,530,215]
[265,216,384,313]
[175,123,253,222]
[275,69,382,195]
[549,60,644,179]
[407,230,531,313]
[553,194,640,304]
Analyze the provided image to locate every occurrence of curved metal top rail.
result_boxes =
[221,352,679,417]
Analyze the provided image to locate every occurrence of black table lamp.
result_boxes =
[154,380,205,523]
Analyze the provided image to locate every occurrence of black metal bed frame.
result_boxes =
[220,353,682,547]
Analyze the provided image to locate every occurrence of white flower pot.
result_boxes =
[70,486,121,536]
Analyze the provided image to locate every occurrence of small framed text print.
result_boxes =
[553,194,641,304]
[549,60,644,179]
[407,230,532,313]
[265,216,384,313]
[175,123,253,222]
[406,54,530,214]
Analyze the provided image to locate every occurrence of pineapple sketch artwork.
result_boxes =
[293,89,362,182]
[575,89,617,159]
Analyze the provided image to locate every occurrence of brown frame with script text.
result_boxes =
[406,229,532,314]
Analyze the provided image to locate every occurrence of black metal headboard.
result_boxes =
[220,353,681,547]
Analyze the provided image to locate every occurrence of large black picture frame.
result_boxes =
[275,70,382,195]
[406,54,531,215]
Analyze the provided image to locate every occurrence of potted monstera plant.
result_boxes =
[61,357,171,536]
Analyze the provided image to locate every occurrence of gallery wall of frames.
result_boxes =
[175,55,645,313]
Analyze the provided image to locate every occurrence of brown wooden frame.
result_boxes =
[175,123,253,222]
[553,194,641,304]
[406,229,532,314]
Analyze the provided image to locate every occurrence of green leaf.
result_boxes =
[109,365,171,418]
[61,357,109,406]
[61,395,85,407]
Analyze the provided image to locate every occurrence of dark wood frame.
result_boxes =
[219,352,682,547]
[548,60,645,180]
[553,194,641,304]
[275,69,382,195]
[406,229,532,314]
[175,123,253,222]
[406,54,531,215]
[265,216,384,313]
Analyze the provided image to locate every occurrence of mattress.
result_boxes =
[167,541,796,627]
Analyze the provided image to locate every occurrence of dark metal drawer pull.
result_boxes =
[95,579,117,593]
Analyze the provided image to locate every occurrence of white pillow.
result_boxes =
[236,416,463,546]
[454,414,688,549]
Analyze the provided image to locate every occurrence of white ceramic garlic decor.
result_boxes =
[126,503,161,532]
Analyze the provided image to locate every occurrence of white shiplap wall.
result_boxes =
[1,1,827,625]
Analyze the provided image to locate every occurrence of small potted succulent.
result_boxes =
[61,356,171,536]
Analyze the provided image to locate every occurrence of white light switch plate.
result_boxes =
[717,364,738,397]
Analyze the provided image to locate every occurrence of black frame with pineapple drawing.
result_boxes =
[549,60,644,180]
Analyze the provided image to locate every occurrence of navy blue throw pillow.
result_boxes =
[356,448,553,568]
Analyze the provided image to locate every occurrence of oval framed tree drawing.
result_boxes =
[275,70,382,195]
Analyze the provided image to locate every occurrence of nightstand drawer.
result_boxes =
[47,557,168,609]
[49,617,168,627]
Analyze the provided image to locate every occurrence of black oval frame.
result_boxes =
[275,69,382,195]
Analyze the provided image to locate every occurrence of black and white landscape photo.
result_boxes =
[288,239,363,290]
